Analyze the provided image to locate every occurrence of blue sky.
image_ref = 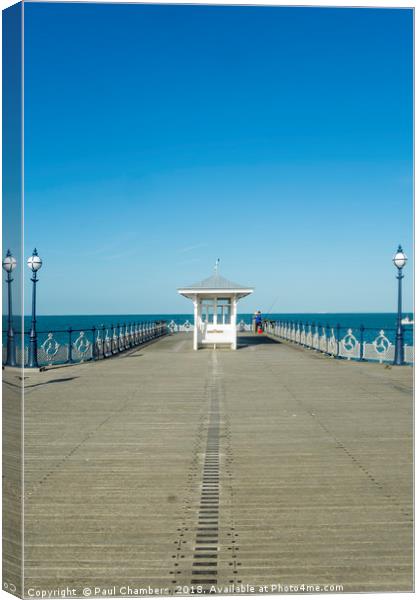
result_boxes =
[23,3,413,315]
[3,2,23,316]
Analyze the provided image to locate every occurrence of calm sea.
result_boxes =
[3,312,414,346]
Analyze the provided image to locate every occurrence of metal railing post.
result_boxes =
[110,324,115,354]
[92,327,97,360]
[124,323,129,349]
[335,323,341,358]
[359,324,365,361]
[118,323,122,352]
[68,327,73,363]
[102,325,106,358]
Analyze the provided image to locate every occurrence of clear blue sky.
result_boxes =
[23,3,413,315]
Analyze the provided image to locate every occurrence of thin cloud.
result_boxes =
[178,243,208,254]
[103,248,139,261]
[176,257,201,266]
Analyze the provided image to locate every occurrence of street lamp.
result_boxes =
[2,249,17,367]
[393,245,407,366]
[27,248,42,368]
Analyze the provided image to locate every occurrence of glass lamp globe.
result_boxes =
[27,249,43,272]
[2,251,17,273]
[393,246,407,270]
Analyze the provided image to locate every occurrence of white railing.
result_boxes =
[264,321,413,365]
[3,321,169,368]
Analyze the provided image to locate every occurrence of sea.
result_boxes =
[3,312,414,347]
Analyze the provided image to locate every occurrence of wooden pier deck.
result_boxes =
[20,332,413,595]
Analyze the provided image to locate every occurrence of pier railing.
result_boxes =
[264,320,414,365]
[167,318,252,332]
[3,321,168,368]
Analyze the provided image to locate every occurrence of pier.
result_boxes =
[14,331,413,594]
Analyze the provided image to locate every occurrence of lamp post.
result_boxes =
[27,248,42,368]
[2,250,17,367]
[393,245,407,366]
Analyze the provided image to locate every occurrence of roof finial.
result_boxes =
[214,258,220,274]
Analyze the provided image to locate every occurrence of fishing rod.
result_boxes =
[265,296,279,316]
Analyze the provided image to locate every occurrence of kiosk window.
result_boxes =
[201,300,215,324]
[217,298,231,325]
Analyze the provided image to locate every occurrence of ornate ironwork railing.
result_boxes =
[167,318,253,333]
[2,321,168,368]
[264,320,414,365]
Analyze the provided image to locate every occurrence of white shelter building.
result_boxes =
[178,272,253,350]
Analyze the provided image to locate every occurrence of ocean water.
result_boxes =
[3,312,414,346]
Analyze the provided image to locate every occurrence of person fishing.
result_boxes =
[255,310,263,333]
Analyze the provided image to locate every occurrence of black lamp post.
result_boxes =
[2,249,17,367]
[27,248,42,368]
[393,245,407,366]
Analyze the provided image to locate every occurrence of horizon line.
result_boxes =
[11,310,410,317]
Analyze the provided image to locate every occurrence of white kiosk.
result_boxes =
[178,271,253,350]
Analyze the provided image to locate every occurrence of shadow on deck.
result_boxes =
[237,333,282,348]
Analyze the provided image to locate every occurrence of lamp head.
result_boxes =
[27,248,43,272]
[393,245,407,270]
[2,249,17,273]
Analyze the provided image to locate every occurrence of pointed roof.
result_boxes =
[182,272,252,291]
[178,272,253,299]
